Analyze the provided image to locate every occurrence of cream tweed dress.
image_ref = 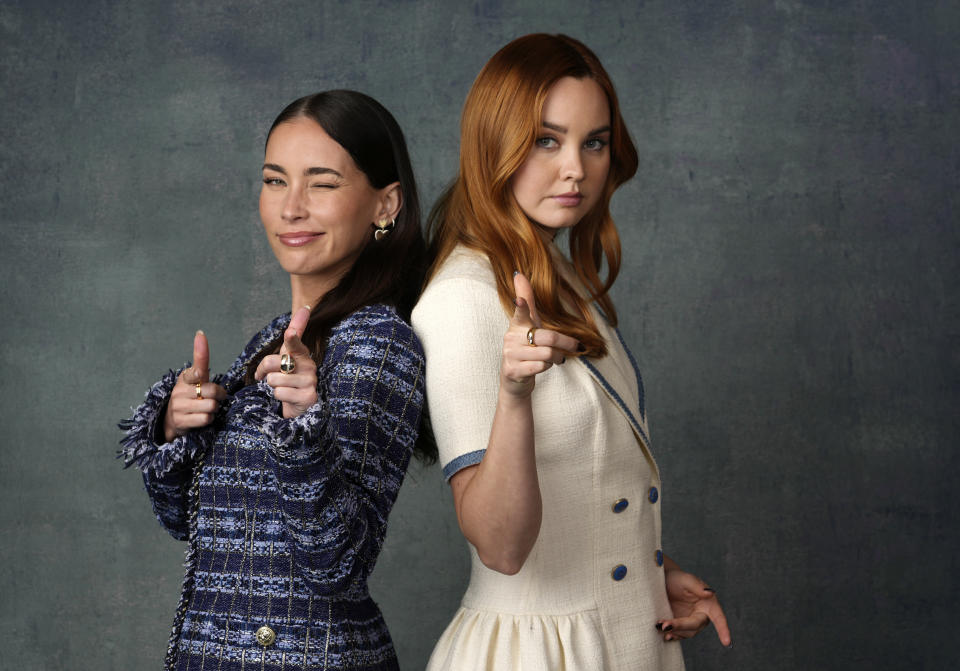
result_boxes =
[412,246,686,671]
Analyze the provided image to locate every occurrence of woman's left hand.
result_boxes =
[658,567,732,647]
[255,306,318,419]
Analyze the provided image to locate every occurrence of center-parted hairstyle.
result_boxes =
[426,34,639,357]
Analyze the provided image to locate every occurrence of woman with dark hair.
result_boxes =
[413,35,730,670]
[120,90,434,671]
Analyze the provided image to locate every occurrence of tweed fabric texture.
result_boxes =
[412,247,685,671]
[120,304,424,670]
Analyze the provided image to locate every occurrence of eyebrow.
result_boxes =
[541,121,612,136]
[262,163,343,178]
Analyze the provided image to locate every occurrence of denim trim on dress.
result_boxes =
[442,449,486,481]
[578,358,651,451]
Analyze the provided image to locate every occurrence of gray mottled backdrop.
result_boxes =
[1,1,957,669]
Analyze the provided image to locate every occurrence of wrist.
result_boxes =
[499,375,535,401]
[161,406,179,443]
[162,421,178,443]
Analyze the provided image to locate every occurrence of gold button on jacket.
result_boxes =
[255,625,276,647]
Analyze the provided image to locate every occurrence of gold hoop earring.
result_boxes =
[374,217,396,241]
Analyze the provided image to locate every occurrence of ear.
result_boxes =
[376,182,403,223]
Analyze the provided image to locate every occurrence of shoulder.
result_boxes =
[429,245,497,286]
[413,248,506,376]
[327,304,424,366]
[413,246,504,328]
[322,305,425,411]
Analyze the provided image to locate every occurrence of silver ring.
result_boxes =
[279,353,295,374]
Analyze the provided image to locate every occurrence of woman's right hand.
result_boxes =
[162,330,227,442]
[501,272,580,398]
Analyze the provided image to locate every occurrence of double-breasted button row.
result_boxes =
[610,487,659,514]
[608,489,662,581]
[611,551,663,582]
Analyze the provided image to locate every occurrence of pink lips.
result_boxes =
[553,192,583,207]
[277,231,323,247]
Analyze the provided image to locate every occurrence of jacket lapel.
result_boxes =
[578,308,653,456]
[548,245,654,460]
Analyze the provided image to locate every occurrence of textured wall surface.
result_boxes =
[1,1,957,669]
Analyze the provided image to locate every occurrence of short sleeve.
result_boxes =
[412,268,507,480]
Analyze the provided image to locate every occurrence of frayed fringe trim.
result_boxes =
[234,381,329,457]
[117,366,215,477]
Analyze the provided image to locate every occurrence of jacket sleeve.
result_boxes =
[118,366,216,541]
[244,313,425,596]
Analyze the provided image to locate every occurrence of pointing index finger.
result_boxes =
[282,306,312,357]
[707,601,732,647]
[289,305,311,335]
[185,330,210,384]
[512,271,541,327]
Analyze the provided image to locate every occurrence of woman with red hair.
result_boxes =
[413,34,731,670]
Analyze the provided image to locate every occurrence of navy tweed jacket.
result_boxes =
[120,304,424,670]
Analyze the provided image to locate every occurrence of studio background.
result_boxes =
[1,1,956,669]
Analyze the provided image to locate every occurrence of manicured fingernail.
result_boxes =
[577,343,586,352]
[655,623,663,631]
[196,330,204,336]
[664,625,674,632]
[303,305,312,310]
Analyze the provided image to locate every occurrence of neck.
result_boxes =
[533,222,558,243]
[289,274,336,315]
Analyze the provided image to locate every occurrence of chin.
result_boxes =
[548,217,580,231]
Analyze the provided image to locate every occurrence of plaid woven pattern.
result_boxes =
[120,305,424,670]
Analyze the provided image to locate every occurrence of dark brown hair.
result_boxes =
[248,90,435,463]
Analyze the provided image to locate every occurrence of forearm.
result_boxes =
[268,439,386,595]
[142,467,192,540]
[258,316,424,594]
[119,367,211,539]
[456,387,542,575]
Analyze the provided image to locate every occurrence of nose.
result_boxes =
[561,146,585,182]
[281,188,307,222]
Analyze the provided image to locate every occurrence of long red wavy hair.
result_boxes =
[426,33,639,357]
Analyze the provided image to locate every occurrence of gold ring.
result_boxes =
[195,382,203,399]
[280,353,295,374]
[526,327,537,347]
